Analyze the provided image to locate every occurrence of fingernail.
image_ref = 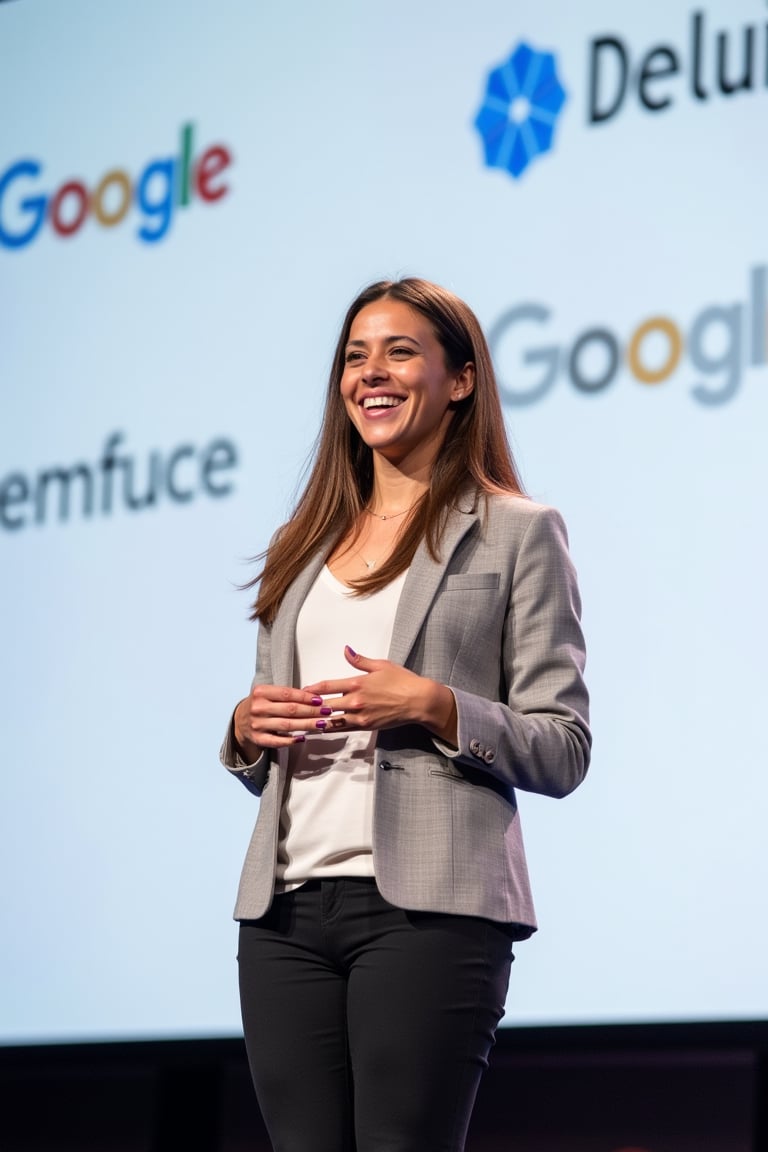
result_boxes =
[346,645,357,657]
[320,706,333,716]
[310,696,323,705]
[315,720,327,730]
[293,734,306,743]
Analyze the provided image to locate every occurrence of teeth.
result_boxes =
[362,396,403,409]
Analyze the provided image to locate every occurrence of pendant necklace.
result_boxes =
[353,531,381,571]
[356,497,421,569]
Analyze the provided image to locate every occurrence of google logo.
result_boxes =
[489,266,767,408]
[0,123,232,249]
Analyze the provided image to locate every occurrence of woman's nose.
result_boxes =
[362,351,388,381]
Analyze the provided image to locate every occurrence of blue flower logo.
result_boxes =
[474,42,567,180]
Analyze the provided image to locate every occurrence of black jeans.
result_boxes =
[237,878,514,1152]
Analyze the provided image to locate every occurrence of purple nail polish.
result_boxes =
[293,734,306,743]
[346,645,357,657]
[320,706,333,716]
[310,696,323,706]
[315,720,327,730]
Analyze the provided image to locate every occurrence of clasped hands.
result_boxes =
[233,645,457,760]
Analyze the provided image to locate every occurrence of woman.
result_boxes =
[221,277,590,1152]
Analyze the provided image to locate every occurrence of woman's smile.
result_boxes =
[359,392,406,416]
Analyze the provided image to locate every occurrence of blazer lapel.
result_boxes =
[388,501,480,668]
[270,547,327,687]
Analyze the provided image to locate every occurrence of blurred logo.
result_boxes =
[0,431,240,533]
[474,8,766,182]
[489,265,767,408]
[0,123,232,250]
[473,42,567,180]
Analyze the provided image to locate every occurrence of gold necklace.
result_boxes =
[355,510,408,569]
[364,498,420,522]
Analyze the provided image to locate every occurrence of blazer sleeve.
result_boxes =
[437,506,591,799]
[219,616,274,796]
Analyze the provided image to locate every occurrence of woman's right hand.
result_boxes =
[233,685,335,759]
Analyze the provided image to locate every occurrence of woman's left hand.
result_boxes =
[302,646,457,745]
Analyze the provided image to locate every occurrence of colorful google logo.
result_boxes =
[0,123,232,249]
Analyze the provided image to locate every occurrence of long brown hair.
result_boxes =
[249,278,525,623]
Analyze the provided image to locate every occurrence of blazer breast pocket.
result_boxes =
[444,571,500,591]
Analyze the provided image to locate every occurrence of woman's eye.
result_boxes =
[345,351,365,363]
[390,347,413,358]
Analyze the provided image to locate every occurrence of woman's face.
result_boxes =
[340,299,473,470]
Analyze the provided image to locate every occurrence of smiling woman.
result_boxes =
[220,277,590,1152]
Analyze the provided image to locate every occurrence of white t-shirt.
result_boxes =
[275,565,407,889]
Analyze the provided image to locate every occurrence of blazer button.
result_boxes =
[469,739,481,756]
[483,749,496,764]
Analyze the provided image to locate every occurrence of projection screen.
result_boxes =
[1,0,766,1042]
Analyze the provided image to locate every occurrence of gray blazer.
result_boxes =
[221,492,590,937]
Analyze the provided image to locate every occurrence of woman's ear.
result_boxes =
[451,363,475,402]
